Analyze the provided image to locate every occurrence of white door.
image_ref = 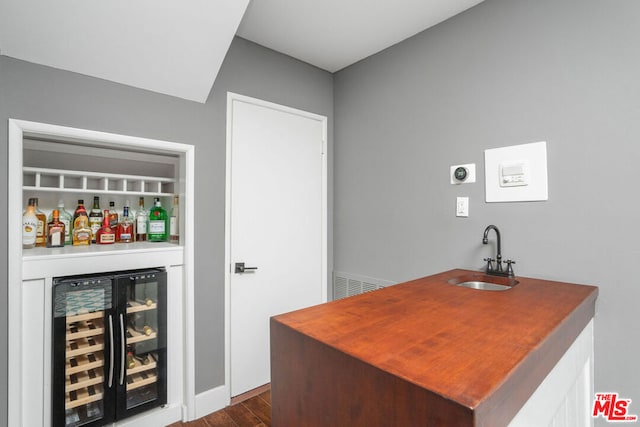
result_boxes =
[226,93,327,397]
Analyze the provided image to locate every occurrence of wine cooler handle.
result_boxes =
[108,314,114,388]
[119,313,126,385]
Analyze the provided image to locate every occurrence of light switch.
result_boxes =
[456,197,469,217]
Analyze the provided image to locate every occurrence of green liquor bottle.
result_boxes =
[147,197,168,242]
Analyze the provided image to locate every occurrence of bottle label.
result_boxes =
[49,226,63,247]
[137,217,147,234]
[149,220,165,234]
[73,216,86,230]
[119,233,132,241]
[89,219,102,239]
[22,218,38,245]
[61,219,71,241]
[76,231,91,241]
[109,214,119,228]
[36,219,46,244]
[99,234,116,244]
[170,217,178,236]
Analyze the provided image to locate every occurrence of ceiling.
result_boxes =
[0,0,484,103]
[237,0,485,73]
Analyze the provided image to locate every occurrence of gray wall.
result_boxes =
[0,37,333,424]
[334,0,640,419]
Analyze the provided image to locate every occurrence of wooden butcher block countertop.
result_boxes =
[270,269,598,426]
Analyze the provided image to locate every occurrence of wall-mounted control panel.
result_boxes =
[500,161,529,187]
[450,163,476,184]
[485,141,548,202]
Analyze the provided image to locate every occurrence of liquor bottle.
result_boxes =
[89,196,103,243]
[73,199,88,224]
[72,216,91,246]
[117,204,134,243]
[170,194,179,243]
[22,199,38,249]
[46,209,65,248]
[49,200,73,245]
[95,210,116,244]
[32,198,47,247]
[108,201,119,228]
[147,198,168,242]
[135,197,148,242]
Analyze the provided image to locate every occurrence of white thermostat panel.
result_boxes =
[500,161,529,187]
[485,141,548,202]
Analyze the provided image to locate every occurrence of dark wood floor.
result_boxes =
[167,389,271,427]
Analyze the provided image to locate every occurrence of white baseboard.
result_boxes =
[194,384,230,420]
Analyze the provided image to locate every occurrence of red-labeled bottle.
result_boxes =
[96,210,116,244]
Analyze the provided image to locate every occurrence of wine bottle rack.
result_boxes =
[66,351,105,376]
[127,371,158,392]
[66,336,104,358]
[126,326,157,343]
[23,166,176,196]
[66,310,104,324]
[127,299,158,313]
[66,318,105,341]
[66,368,104,392]
[127,353,158,376]
[64,309,107,412]
[66,384,104,410]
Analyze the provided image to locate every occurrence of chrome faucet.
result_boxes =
[482,225,515,277]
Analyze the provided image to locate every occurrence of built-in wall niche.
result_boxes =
[8,119,196,427]
[22,137,180,231]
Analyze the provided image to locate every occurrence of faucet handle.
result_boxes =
[505,259,516,276]
[483,257,495,272]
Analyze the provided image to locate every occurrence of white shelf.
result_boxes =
[22,242,184,280]
[23,167,176,196]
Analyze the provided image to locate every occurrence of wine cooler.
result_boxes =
[52,268,167,427]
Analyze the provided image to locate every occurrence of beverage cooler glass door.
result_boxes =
[53,276,115,427]
[116,268,167,419]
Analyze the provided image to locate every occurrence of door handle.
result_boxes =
[119,313,126,386]
[108,314,114,388]
[235,262,258,274]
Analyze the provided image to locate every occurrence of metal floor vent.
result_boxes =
[333,271,396,300]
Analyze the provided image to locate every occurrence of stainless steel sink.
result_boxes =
[447,274,518,291]
[454,281,511,291]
